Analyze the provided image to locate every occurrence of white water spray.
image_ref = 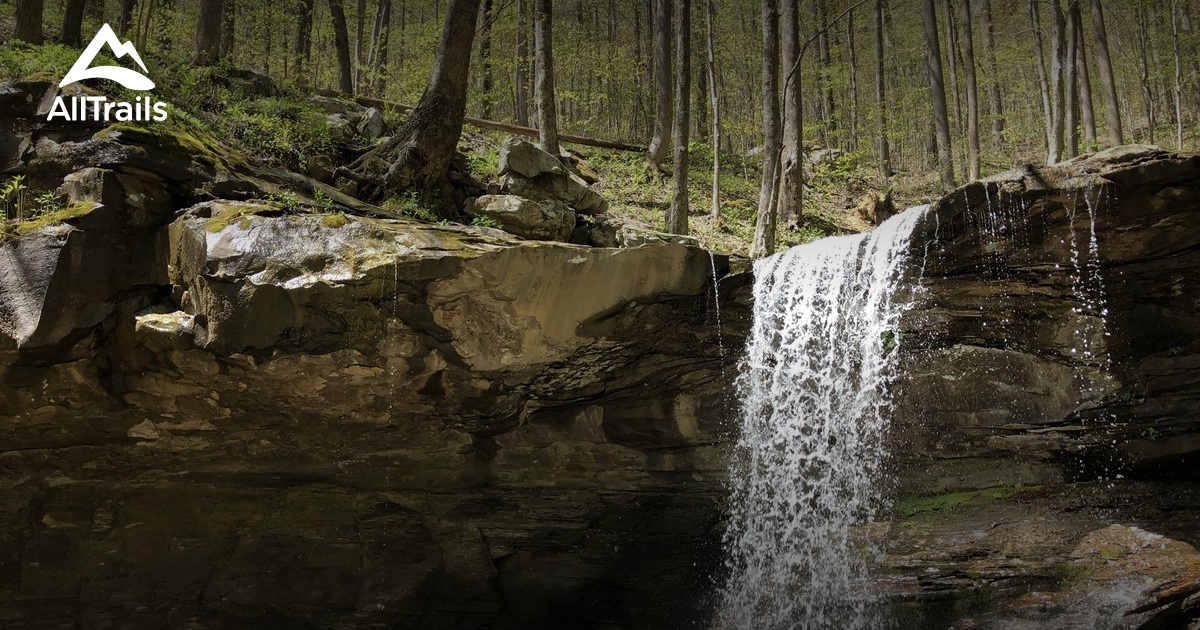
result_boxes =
[719,207,928,630]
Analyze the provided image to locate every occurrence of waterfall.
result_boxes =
[719,207,928,630]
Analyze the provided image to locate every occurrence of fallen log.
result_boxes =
[354,96,647,153]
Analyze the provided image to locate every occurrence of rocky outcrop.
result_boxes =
[0,208,742,627]
[465,194,576,242]
[884,146,1200,626]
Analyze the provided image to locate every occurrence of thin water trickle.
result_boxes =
[708,251,725,361]
[719,206,928,630]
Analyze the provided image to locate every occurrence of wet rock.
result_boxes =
[467,194,576,242]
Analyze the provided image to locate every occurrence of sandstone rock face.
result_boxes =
[1,213,741,629]
[880,147,1200,626]
[467,194,575,242]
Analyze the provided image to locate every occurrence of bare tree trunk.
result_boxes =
[778,0,802,230]
[978,0,1004,135]
[1135,3,1155,145]
[220,0,235,59]
[348,0,482,205]
[1030,0,1053,154]
[329,0,354,94]
[119,0,138,37]
[515,0,530,126]
[1067,0,1095,149]
[1090,0,1123,146]
[1171,0,1185,149]
[666,0,690,235]
[706,0,721,219]
[942,0,962,136]
[922,0,955,188]
[14,0,45,44]
[477,0,494,119]
[645,0,673,171]
[695,24,708,143]
[750,0,780,258]
[62,0,87,47]
[1063,0,1078,158]
[354,0,366,92]
[1047,0,1066,163]
[195,0,225,66]
[296,0,315,80]
[959,0,979,180]
[367,0,392,95]
[847,8,859,153]
[814,0,836,143]
[875,0,892,176]
[534,0,559,156]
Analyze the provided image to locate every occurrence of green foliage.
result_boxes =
[0,42,83,82]
[223,99,334,170]
[0,176,29,220]
[312,188,335,211]
[1139,428,1161,441]
[471,215,502,229]
[892,485,1034,519]
[265,191,302,212]
[382,192,439,223]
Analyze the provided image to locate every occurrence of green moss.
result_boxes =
[206,203,261,232]
[1099,546,1125,560]
[1,201,99,242]
[892,485,1036,518]
[321,212,351,229]
[97,114,250,172]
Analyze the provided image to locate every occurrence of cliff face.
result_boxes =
[887,147,1200,627]
[6,73,1200,628]
[0,83,746,628]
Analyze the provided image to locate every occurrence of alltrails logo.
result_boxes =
[47,24,169,122]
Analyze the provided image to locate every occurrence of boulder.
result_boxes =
[325,114,357,144]
[616,224,700,248]
[501,171,609,215]
[468,194,576,242]
[359,107,385,140]
[498,137,568,178]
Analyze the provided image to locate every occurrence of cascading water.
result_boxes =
[719,207,928,630]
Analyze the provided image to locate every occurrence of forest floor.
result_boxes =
[1,46,981,257]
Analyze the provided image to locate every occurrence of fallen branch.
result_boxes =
[354,96,647,153]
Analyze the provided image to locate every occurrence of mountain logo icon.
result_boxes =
[60,24,155,91]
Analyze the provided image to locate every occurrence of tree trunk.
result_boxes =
[367,0,392,96]
[1047,0,1066,163]
[1089,0,1123,146]
[695,35,708,143]
[706,0,721,219]
[750,0,780,258]
[778,0,802,230]
[355,0,366,93]
[941,0,962,136]
[62,0,87,47]
[534,0,559,156]
[959,0,979,180]
[348,0,482,205]
[296,0,315,79]
[195,0,225,66]
[1135,3,1155,145]
[978,0,1004,135]
[665,0,690,235]
[875,0,892,176]
[645,0,673,171]
[922,0,955,188]
[847,8,859,153]
[14,0,45,44]
[1063,0,1078,159]
[220,0,235,59]
[515,0,530,126]
[119,0,137,37]
[814,0,836,143]
[1030,0,1054,156]
[330,0,354,94]
[477,0,494,119]
[1171,0,1185,149]
[1068,0,1095,149]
